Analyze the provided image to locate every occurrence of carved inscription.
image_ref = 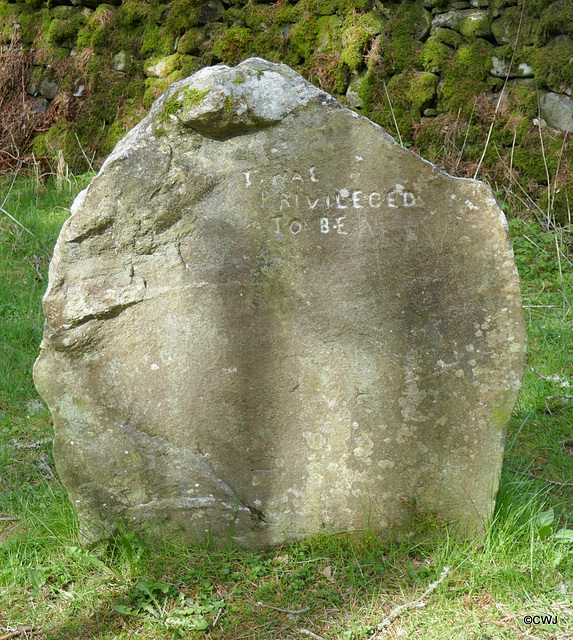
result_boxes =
[243,167,417,237]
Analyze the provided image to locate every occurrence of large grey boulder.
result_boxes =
[34,58,526,549]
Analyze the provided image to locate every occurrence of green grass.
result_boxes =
[0,173,572,640]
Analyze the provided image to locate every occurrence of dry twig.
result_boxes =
[371,566,450,638]
[0,205,36,237]
[33,254,43,281]
[256,601,310,615]
[528,365,548,379]
[298,628,329,640]
[511,469,573,487]
[0,628,35,640]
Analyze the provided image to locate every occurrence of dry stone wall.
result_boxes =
[0,0,572,221]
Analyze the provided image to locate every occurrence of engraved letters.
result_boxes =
[244,168,417,238]
[320,217,347,235]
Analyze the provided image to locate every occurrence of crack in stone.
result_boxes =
[245,504,266,523]
[66,298,143,329]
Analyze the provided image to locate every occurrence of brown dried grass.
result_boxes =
[0,30,91,175]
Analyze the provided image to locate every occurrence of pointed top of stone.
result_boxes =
[158,57,336,135]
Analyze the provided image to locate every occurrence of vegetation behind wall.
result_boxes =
[0,0,572,224]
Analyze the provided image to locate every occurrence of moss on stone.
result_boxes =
[163,85,210,118]
[90,25,112,52]
[377,1,428,75]
[491,7,537,46]
[105,120,128,150]
[153,82,210,135]
[434,27,463,49]
[45,19,68,46]
[240,3,275,31]
[424,0,449,8]
[176,27,208,56]
[272,2,299,28]
[288,15,319,63]
[336,0,371,15]
[337,11,386,71]
[87,63,132,125]
[539,0,573,37]
[140,21,161,56]
[505,81,538,118]
[489,0,525,16]
[523,0,555,19]
[419,36,453,73]
[117,0,151,28]
[374,69,422,143]
[459,11,493,39]
[5,0,573,213]
[315,15,342,55]
[44,10,87,48]
[164,0,201,37]
[528,36,573,91]
[439,40,493,116]
[407,71,438,116]
[343,67,374,111]
[212,25,253,65]
[18,8,43,45]
[340,25,370,70]
[88,4,116,30]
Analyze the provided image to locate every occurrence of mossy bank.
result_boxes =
[1,0,573,223]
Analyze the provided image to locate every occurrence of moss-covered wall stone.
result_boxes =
[1,0,572,222]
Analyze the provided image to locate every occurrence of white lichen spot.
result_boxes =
[302,430,326,450]
[465,199,479,211]
[150,363,159,370]
[353,434,373,463]
[355,155,363,161]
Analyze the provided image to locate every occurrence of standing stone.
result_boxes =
[34,58,526,549]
